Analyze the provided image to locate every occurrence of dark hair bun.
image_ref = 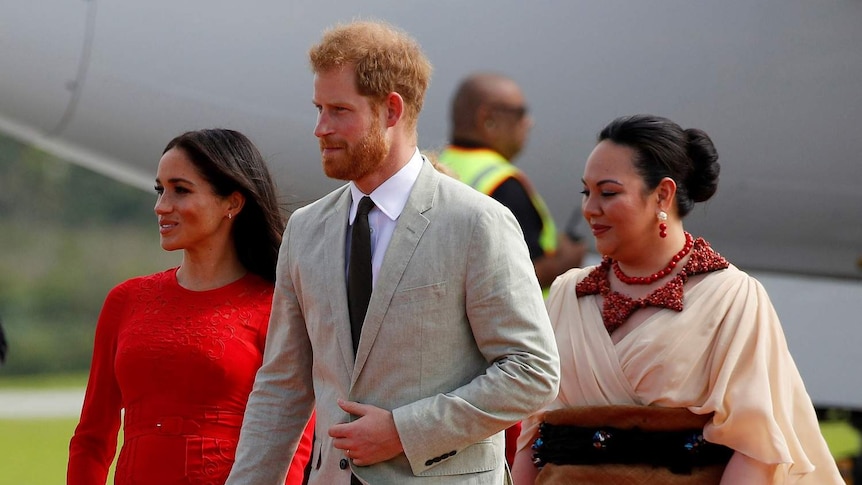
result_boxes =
[684,128,720,203]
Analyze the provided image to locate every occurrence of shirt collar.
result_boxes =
[349,148,423,223]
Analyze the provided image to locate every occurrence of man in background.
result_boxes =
[439,73,585,294]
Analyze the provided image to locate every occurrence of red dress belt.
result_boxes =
[123,410,244,441]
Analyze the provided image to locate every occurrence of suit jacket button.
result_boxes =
[340,458,349,469]
[425,459,434,466]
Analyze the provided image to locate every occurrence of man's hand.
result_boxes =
[329,399,404,466]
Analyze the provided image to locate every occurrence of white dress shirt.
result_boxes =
[347,148,424,288]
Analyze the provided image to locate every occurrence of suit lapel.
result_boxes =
[325,188,356,375]
[352,161,437,381]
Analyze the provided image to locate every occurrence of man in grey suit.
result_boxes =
[227,20,560,485]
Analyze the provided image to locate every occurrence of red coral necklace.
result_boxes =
[612,232,694,285]
[575,236,730,334]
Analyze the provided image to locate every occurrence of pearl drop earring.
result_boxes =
[658,211,668,238]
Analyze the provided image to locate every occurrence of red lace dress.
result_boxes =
[68,268,314,485]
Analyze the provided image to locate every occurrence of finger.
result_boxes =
[337,398,366,416]
[350,450,369,467]
[328,422,353,439]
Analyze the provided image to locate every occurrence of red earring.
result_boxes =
[658,211,668,238]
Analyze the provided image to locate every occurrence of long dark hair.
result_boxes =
[598,114,720,217]
[163,129,284,281]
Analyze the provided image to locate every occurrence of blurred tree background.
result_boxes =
[0,133,177,375]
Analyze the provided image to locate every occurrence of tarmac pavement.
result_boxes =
[0,388,84,418]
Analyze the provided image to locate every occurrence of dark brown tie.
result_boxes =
[348,196,375,354]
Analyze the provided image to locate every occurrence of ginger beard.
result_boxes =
[320,113,389,182]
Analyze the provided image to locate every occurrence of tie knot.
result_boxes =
[357,196,375,217]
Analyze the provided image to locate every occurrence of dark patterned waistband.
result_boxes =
[532,422,732,475]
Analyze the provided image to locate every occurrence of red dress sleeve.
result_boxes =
[67,282,127,484]
[505,421,522,468]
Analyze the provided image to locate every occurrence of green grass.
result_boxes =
[0,373,118,485]
[0,417,80,485]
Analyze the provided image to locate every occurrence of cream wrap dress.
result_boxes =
[518,263,842,484]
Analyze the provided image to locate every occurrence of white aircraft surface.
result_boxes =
[1,1,860,408]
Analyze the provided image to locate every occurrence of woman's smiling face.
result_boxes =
[581,140,658,262]
[154,147,233,253]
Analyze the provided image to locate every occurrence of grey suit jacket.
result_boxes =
[227,158,560,484]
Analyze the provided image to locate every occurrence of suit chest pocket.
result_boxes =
[389,281,447,308]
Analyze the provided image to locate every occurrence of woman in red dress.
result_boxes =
[68,129,314,485]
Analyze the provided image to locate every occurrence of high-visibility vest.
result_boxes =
[439,146,558,265]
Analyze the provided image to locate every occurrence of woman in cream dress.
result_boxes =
[512,114,842,484]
